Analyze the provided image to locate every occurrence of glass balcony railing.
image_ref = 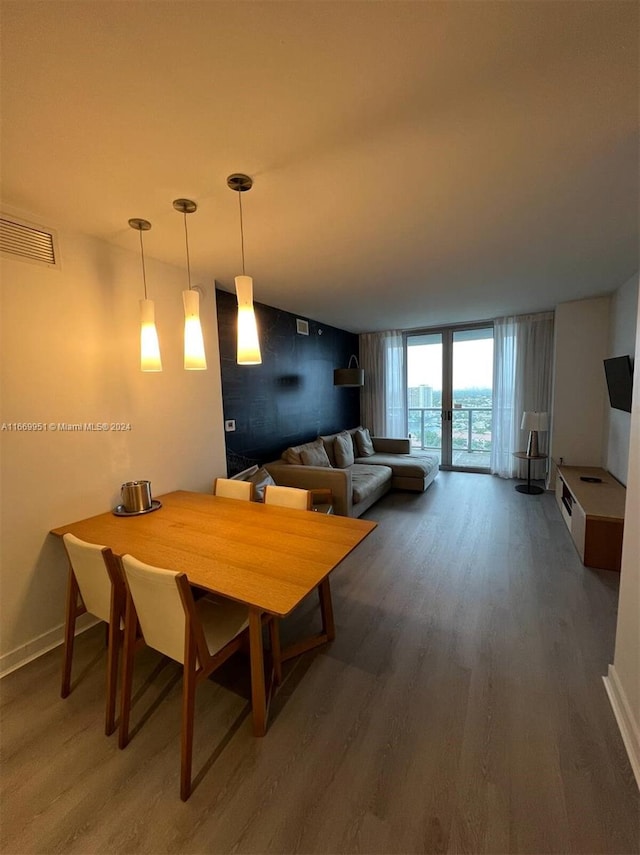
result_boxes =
[408,406,493,457]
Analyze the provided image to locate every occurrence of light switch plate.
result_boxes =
[224,419,236,432]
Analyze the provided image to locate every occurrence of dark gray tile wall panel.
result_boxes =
[216,288,360,474]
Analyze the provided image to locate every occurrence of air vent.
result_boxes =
[0,215,58,267]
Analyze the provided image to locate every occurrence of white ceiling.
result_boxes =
[1,1,637,333]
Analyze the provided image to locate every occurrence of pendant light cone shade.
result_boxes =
[235,275,262,364]
[183,289,207,370]
[129,217,162,373]
[227,173,262,365]
[173,198,207,371]
[140,299,162,371]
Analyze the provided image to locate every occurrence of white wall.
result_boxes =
[606,279,640,787]
[550,296,610,472]
[605,274,638,485]
[0,226,226,674]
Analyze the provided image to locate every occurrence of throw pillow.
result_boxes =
[247,467,276,502]
[318,434,338,467]
[334,430,355,468]
[300,439,332,467]
[355,427,375,457]
[282,444,305,465]
[230,464,259,481]
[282,439,323,465]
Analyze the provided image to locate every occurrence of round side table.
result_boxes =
[512,451,548,495]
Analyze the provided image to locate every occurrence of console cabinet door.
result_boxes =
[571,503,586,561]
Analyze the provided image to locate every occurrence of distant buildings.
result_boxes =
[408,385,433,408]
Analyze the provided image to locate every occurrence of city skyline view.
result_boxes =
[407,331,494,464]
[407,338,494,390]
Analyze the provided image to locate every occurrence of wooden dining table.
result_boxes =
[51,490,377,735]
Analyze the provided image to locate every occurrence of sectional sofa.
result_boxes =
[264,426,439,517]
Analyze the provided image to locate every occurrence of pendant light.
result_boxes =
[173,198,207,370]
[227,173,262,365]
[129,218,162,372]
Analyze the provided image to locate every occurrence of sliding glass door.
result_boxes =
[406,325,494,470]
[407,332,446,463]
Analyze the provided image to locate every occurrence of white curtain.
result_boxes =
[491,312,554,479]
[360,331,406,436]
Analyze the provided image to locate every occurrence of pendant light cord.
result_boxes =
[238,191,246,275]
[182,213,193,290]
[138,229,148,300]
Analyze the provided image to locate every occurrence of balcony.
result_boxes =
[408,406,492,468]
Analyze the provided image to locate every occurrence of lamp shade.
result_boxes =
[333,368,365,387]
[235,275,262,365]
[521,411,549,432]
[182,289,207,370]
[139,299,162,372]
[334,354,364,387]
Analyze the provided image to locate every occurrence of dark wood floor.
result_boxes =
[1,472,638,854]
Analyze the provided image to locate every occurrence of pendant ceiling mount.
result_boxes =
[128,218,151,232]
[226,173,253,193]
[172,198,197,214]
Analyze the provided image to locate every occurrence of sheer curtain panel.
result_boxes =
[360,331,406,437]
[491,312,554,480]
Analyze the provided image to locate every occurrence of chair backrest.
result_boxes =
[121,555,189,664]
[263,484,312,510]
[213,477,253,501]
[63,533,115,623]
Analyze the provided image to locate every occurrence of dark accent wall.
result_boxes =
[216,288,360,474]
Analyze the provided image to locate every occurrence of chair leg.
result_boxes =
[118,593,137,749]
[61,569,79,698]
[269,619,282,686]
[180,636,197,801]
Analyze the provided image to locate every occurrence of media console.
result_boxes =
[555,465,626,572]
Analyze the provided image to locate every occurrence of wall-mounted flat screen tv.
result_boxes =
[603,356,633,413]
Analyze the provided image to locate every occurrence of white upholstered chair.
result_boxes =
[262,484,323,684]
[213,477,253,501]
[263,484,312,510]
[119,554,277,801]
[61,533,125,736]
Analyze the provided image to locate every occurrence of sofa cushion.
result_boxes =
[283,439,322,465]
[334,431,355,468]
[354,427,375,457]
[300,438,332,468]
[354,452,438,480]
[319,434,338,467]
[351,463,392,504]
[320,427,363,464]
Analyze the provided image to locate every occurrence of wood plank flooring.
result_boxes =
[1,472,638,854]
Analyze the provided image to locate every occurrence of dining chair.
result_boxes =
[263,484,312,510]
[213,477,253,501]
[118,554,277,801]
[61,533,125,736]
[262,484,321,684]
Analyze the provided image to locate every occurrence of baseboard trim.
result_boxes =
[0,615,99,680]
[603,665,640,790]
